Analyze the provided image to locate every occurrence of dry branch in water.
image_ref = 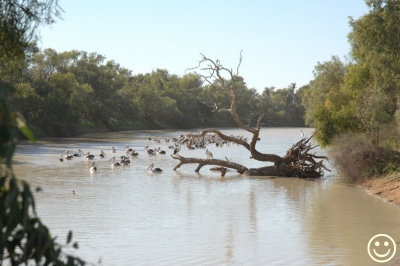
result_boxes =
[171,53,328,178]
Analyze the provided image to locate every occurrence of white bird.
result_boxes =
[173,145,181,155]
[89,162,97,173]
[128,150,139,158]
[111,146,116,153]
[155,147,166,155]
[109,156,121,168]
[146,163,162,173]
[64,151,73,160]
[120,159,130,166]
[85,152,95,160]
[206,149,213,159]
[125,146,133,152]
[99,150,106,158]
[120,152,129,161]
[144,146,156,155]
[73,149,83,157]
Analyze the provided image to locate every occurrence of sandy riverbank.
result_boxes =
[360,173,400,205]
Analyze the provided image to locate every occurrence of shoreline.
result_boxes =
[359,173,400,206]
[20,126,310,141]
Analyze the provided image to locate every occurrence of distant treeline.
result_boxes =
[4,49,306,137]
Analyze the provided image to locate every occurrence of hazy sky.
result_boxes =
[39,0,369,91]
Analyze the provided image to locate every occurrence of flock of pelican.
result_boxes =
[147,133,249,149]
[58,133,247,174]
[58,145,165,174]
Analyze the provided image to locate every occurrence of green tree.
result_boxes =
[0,0,61,70]
[260,84,305,127]
[304,0,400,147]
[301,56,347,127]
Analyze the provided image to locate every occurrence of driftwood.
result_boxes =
[171,53,329,178]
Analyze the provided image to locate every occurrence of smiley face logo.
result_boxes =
[367,234,396,263]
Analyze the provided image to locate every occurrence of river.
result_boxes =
[12,128,400,265]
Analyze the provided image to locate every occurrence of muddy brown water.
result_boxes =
[12,128,400,265]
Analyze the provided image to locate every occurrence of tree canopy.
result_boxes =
[4,48,306,137]
[302,0,400,146]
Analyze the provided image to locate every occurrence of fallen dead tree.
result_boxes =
[171,53,329,177]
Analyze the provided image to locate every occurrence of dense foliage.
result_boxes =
[0,0,61,63]
[4,49,306,137]
[302,0,400,147]
[1,1,85,265]
[302,0,400,179]
[0,89,84,265]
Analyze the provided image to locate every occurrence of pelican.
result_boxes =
[99,150,106,158]
[125,146,133,152]
[109,156,121,168]
[89,162,97,173]
[146,163,162,173]
[73,149,84,157]
[121,159,130,166]
[186,144,195,150]
[300,130,305,139]
[144,146,156,155]
[128,150,139,158]
[85,152,95,160]
[206,149,213,159]
[111,146,116,153]
[173,145,181,155]
[120,152,129,161]
[155,147,166,155]
[64,151,73,160]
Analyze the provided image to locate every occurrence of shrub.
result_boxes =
[329,134,400,183]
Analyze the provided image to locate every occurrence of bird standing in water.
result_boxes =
[206,149,213,159]
[173,145,181,155]
[109,156,121,168]
[89,162,97,174]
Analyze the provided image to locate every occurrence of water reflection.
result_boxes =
[305,182,400,265]
[11,128,400,265]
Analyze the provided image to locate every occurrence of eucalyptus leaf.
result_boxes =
[16,113,35,142]
[67,231,72,244]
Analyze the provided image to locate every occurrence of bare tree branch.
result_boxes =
[169,53,329,178]
[171,154,248,174]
